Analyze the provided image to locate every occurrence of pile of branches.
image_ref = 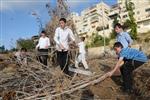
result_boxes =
[0,56,108,100]
[133,61,150,98]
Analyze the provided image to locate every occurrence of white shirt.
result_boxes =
[54,27,75,51]
[15,51,21,61]
[15,51,27,61]
[78,41,86,54]
[36,37,50,49]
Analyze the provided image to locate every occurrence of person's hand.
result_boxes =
[69,41,75,45]
[60,44,65,50]
[45,45,49,49]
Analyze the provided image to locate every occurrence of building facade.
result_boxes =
[70,0,150,37]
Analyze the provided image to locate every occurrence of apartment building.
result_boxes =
[109,0,150,33]
[68,12,83,35]
[70,0,150,38]
[69,2,111,37]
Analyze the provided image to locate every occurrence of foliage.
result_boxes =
[9,48,17,52]
[17,38,35,50]
[0,45,5,52]
[45,1,72,45]
[87,33,110,48]
[125,0,137,39]
[110,16,119,39]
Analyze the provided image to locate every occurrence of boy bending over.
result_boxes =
[107,42,148,93]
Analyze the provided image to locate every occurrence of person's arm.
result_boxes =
[45,37,50,48]
[107,57,124,77]
[54,28,60,45]
[47,37,50,46]
[125,32,133,47]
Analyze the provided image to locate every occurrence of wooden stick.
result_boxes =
[52,73,109,97]
[22,73,109,100]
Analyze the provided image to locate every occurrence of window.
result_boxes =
[105,11,108,14]
[145,8,150,12]
[83,24,88,27]
[83,20,87,23]
[143,21,150,26]
[90,16,99,22]
[92,25,95,28]
[137,11,140,14]
[138,17,141,20]
[123,15,128,18]
[90,9,97,13]
[75,20,78,23]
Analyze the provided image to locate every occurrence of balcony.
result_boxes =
[90,13,98,17]
[90,9,97,13]
[91,20,99,24]
[90,16,99,23]
[83,24,88,27]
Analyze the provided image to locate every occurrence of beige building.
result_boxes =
[68,12,83,35]
[109,0,150,33]
[70,0,150,38]
[69,2,111,37]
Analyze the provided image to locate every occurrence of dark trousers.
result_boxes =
[38,49,48,66]
[57,51,69,75]
[120,59,145,90]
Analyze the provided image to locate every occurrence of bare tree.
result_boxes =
[45,0,70,45]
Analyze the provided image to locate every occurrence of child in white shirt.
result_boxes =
[15,48,28,64]
[75,37,89,70]
[36,31,50,66]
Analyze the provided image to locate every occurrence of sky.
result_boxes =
[0,0,117,49]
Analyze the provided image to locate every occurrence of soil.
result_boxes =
[0,53,150,100]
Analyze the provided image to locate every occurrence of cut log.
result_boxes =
[69,67,93,76]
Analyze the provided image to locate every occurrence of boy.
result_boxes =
[75,37,89,70]
[54,18,75,75]
[15,48,28,64]
[107,42,148,93]
[36,30,50,66]
[114,23,133,48]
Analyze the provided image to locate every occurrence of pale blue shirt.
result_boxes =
[119,48,148,62]
[116,32,133,48]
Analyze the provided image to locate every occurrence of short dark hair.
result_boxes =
[81,37,85,41]
[59,18,66,23]
[113,42,123,48]
[41,30,46,34]
[114,23,123,29]
[21,48,27,52]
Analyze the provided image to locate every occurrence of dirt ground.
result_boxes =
[0,53,150,100]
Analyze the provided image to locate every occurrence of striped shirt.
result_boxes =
[119,48,148,62]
